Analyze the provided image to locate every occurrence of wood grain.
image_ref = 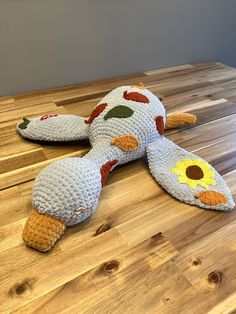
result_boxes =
[1,61,236,313]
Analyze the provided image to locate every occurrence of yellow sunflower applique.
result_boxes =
[171,158,216,189]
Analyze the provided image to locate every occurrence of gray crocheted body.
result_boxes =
[17,85,235,230]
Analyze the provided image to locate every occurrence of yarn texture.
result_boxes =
[17,115,88,141]
[147,137,234,211]
[22,209,65,252]
[16,85,235,252]
[165,112,197,129]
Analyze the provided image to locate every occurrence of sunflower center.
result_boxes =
[186,165,204,180]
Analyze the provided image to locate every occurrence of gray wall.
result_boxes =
[0,0,236,96]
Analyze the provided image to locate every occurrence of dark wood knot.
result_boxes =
[94,223,111,236]
[100,260,120,275]
[192,258,202,266]
[8,278,36,298]
[208,271,222,284]
[152,232,163,239]
[150,232,164,246]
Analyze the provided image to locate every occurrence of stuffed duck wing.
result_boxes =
[17,114,89,141]
[147,137,235,211]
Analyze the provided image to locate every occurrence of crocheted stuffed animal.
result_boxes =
[17,83,235,252]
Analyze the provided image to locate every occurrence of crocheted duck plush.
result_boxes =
[17,83,235,252]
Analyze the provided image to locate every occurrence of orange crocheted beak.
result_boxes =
[22,210,66,252]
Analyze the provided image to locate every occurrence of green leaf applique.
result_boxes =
[104,105,134,120]
[18,118,30,129]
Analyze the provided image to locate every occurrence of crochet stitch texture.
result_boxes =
[17,85,235,252]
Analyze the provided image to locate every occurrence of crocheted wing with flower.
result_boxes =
[147,137,234,211]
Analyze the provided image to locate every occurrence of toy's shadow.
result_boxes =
[21,137,91,148]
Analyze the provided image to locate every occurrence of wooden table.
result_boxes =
[1,61,236,313]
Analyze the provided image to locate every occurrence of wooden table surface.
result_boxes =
[1,61,236,314]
